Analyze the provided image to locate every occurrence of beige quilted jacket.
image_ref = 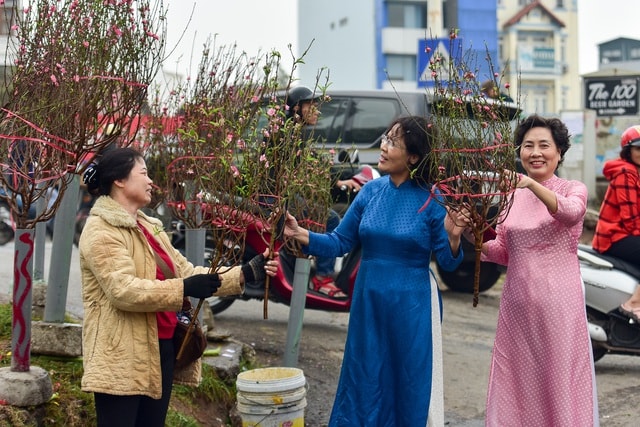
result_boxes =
[79,196,243,399]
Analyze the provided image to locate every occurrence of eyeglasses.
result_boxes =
[381,134,405,150]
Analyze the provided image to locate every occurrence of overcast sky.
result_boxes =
[163,0,639,79]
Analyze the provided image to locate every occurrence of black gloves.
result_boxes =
[184,254,267,296]
[183,274,221,298]
[241,253,267,283]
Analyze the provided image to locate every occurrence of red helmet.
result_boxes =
[621,125,640,148]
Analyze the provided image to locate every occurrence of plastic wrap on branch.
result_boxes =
[425,32,521,306]
[143,37,330,318]
[248,91,333,320]
[141,42,284,273]
[7,0,166,161]
[0,0,167,229]
[283,152,332,257]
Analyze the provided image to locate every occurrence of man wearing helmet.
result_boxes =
[281,85,361,299]
[593,125,640,321]
[285,85,320,123]
[480,79,514,103]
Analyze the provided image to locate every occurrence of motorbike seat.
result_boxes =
[578,244,640,280]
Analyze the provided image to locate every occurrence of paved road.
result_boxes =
[0,238,84,318]
[213,268,640,426]
[1,239,639,426]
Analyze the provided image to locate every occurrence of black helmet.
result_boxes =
[285,86,318,118]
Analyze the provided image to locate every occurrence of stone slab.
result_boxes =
[31,321,82,357]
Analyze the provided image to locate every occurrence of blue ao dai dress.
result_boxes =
[306,175,463,426]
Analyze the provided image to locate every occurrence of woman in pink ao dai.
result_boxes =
[478,115,599,426]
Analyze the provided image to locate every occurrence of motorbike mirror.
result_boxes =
[350,149,359,164]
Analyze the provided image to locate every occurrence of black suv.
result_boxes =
[313,90,431,165]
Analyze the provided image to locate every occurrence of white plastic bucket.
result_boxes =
[236,367,307,427]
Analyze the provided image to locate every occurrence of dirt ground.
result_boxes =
[214,302,347,426]
[212,273,499,427]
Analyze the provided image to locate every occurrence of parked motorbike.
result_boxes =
[330,149,375,215]
[0,188,57,245]
[208,216,362,315]
[579,243,640,361]
[0,198,13,245]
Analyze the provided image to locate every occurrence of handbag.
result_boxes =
[152,250,208,369]
[173,298,208,370]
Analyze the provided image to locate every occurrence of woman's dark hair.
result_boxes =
[514,114,571,166]
[620,145,633,163]
[384,115,436,184]
[83,147,144,196]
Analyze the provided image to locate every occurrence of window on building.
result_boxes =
[602,48,623,62]
[518,0,534,5]
[532,90,548,115]
[386,1,427,29]
[385,54,417,82]
[442,0,449,29]
[518,31,554,46]
[556,0,564,8]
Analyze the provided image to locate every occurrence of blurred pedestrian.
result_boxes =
[593,125,640,322]
[481,79,514,102]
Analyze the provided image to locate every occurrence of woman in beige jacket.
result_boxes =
[79,147,276,426]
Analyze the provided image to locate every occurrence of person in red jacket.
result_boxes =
[593,125,640,322]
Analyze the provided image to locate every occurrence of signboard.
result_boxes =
[584,76,639,117]
[417,38,462,88]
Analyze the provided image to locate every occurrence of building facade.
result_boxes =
[298,0,581,115]
[497,0,580,115]
[598,37,640,71]
[583,38,640,180]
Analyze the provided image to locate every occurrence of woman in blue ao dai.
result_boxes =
[283,116,468,426]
